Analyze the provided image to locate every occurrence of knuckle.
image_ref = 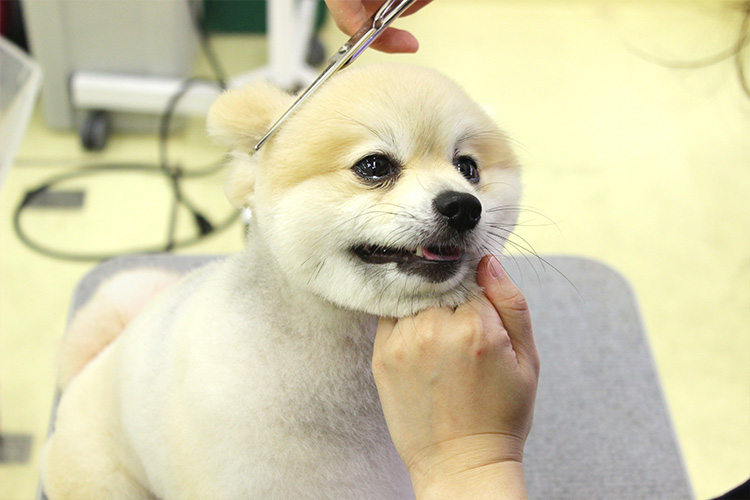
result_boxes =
[530,352,542,377]
[414,325,438,350]
[465,313,485,337]
[412,310,447,346]
[388,340,408,364]
[488,328,513,349]
[385,328,409,360]
[371,355,386,378]
[502,289,529,313]
[373,342,405,375]
[455,312,484,346]
[374,326,409,368]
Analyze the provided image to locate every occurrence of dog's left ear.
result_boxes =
[207,81,293,150]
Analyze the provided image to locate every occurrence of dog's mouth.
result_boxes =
[352,244,464,282]
[353,244,462,264]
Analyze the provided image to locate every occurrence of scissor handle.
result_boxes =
[338,0,418,68]
[375,0,419,29]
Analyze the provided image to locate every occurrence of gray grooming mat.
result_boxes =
[39,254,693,500]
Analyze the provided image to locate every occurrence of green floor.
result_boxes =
[1,2,748,499]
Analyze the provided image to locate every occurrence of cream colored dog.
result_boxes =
[41,64,521,500]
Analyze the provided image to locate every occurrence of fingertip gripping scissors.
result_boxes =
[253,0,418,152]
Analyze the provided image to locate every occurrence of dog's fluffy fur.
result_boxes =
[40,64,521,500]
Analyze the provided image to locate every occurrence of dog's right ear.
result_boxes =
[207,81,293,150]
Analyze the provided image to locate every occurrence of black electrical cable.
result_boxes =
[12,164,240,262]
[12,1,239,262]
[157,77,219,252]
[187,1,229,91]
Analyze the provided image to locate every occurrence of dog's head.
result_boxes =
[208,64,521,317]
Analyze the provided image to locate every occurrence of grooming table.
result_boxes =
[39,255,694,500]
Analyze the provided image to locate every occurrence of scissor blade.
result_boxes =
[252,0,418,152]
[253,60,342,152]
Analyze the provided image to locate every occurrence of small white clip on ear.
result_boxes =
[241,207,253,224]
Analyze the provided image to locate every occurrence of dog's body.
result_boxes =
[44,251,410,499]
[41,64,521,500]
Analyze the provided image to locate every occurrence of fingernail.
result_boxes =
[488,255,504,279]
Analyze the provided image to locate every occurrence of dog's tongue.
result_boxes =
[421,246,461,262]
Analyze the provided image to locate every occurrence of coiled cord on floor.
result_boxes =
[12,3,241,262]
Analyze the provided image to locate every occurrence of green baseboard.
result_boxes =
[203,0,327,34]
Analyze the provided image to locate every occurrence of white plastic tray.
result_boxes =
[0,36,42,192]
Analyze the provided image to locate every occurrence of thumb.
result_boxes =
[477,255,539,374]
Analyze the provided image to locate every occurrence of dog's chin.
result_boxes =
[299,247,478,318]
[381,271,478,318]
[342,244,478,318]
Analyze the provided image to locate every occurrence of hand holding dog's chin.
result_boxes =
[372,255,539,500]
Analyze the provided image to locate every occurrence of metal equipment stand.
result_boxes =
[23,0,322,149]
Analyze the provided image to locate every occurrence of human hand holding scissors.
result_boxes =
[324,0,433,54]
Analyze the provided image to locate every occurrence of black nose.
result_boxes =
[433,191,482,232]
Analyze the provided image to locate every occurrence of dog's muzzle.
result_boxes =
[351,190,482,283]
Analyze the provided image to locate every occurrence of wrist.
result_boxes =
[407,434,528,500]
[413,460,527,500]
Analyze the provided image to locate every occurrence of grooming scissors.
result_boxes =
[253,0,418,152]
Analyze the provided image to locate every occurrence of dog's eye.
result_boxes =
[353,154,398,182]
[453,155,479,183]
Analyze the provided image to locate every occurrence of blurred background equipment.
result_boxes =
[0,33,40,465]
[0,35,41,194]
[20,0,325,150]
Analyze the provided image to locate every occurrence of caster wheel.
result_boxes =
[306,38,326,67]
[80,110,111,151]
